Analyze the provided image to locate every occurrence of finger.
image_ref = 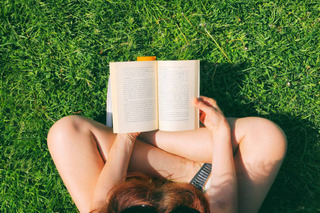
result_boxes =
[199,96,216,107]
[126,132,140,139]
[199,96,222,112]
[199,110,206,124]
[193,97,215,114]
[132,132,141,137]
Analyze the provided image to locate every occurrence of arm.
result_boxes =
[90,133,139,211]
[194,97,237,213]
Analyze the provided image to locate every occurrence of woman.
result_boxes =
[47,96,287,213]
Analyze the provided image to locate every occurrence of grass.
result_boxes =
[1,0,319,212]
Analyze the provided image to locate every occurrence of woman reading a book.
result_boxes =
[47,96,286,213]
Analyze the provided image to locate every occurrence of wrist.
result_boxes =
[212,124,230,135]
[211,127,231,142]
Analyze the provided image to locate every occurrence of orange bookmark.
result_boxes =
[137,56,156,61]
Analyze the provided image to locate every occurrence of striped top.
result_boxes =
[190,163,212,193]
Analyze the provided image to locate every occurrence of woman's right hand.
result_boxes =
[193,96,230,134]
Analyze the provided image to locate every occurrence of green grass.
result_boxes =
[1,0,319,212]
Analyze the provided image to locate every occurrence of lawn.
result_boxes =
[1,0,319,212]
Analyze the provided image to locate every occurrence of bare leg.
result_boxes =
[233,117,286,213]
[139,117,287,213]
[48,116,286,212]
[47,115,200,212]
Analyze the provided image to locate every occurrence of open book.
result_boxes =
[108,60,199,133]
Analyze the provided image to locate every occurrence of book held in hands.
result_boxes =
[109,60,200,133]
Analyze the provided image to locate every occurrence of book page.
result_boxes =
[157,60,199,131]
[110,61,158,133]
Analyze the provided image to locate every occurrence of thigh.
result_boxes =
[47,116,200,212]
[232,117,287,212]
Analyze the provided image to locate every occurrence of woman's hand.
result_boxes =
[118,132,140,142]
[193,96,230,134]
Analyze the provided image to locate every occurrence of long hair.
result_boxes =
[92,172,210,213]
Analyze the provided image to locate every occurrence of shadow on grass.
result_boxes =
[260,114,320,212]
[200,60,255,117]
[200,61,320,212]
[95,60,320,212]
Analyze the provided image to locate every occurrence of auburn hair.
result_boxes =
[91,172,210,213]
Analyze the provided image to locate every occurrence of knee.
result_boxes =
[246,117,287,161]
[47,115,88,150]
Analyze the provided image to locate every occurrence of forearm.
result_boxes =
[139,118,237,163]
[139,128,214,163]
[209,130,237,213]
[90,134,136,210]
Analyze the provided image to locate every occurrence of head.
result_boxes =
[92,172,210,213]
